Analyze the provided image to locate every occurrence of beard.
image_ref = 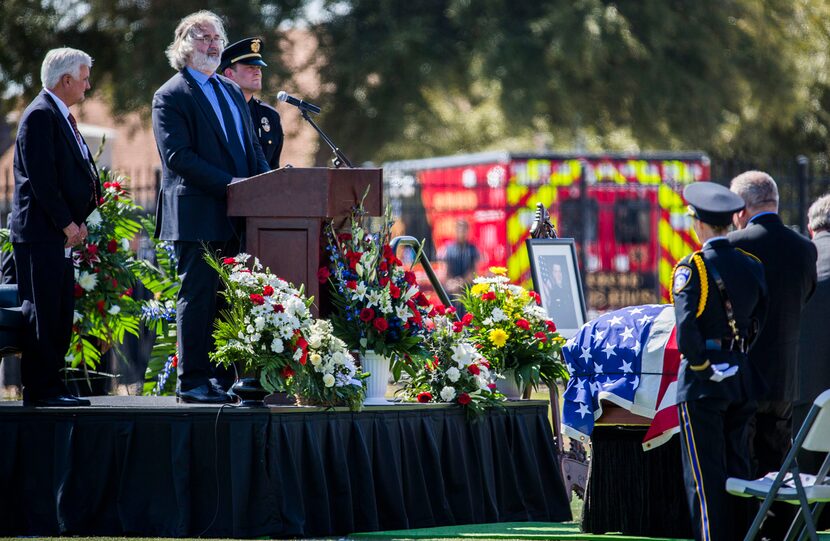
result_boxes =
[191,49,221,73]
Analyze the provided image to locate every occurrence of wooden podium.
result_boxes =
[227,167,382,314]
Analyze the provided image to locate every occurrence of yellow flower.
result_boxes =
[489,266,508,276]
[471,282,490,296]
[489,328,509,347]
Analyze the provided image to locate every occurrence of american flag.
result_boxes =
[561,304,681,451]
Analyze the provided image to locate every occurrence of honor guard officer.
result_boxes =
[672,182,768,541]
[220,37,283,169]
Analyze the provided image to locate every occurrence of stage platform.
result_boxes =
[0,397,571,538]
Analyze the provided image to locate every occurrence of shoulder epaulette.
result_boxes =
[736,247,762,264]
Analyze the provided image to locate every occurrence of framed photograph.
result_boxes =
[526,238,588,338]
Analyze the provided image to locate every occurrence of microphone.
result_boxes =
[276,91,321,114]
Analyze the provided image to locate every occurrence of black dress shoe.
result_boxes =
[23,394,91,407]
[176,384,233,404]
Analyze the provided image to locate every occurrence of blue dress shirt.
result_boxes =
[186,67,247,154]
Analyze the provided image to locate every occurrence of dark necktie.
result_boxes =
[208,77,248,177]
[67,113,100,206]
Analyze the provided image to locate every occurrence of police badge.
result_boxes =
[260,117,271,132]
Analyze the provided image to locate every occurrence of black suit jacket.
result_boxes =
[674,239,768,403]
[152,69,269,242]
[797,230,830,406]
[10,91,99,243]
[728,213,818,401]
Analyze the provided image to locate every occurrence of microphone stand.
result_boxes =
[300,109,353,168]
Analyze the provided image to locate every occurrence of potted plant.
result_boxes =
[402,302,504,417]
[460,267,568,397]
[321,202,431,404]
[207,252,315,406]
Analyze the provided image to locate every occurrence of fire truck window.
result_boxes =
[558,199,597,241]
[614,200,650,244]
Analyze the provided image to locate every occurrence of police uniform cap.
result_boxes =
[683,181,745,227]
[218,37,267,73]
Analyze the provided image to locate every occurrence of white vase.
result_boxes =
[360,350,391,405]
[497,369,524,399]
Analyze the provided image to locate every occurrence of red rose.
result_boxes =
[431,303,445,316]
[545,320,557,332]
[317,266,330,283]
[452,321,464,333]
[74,284,84,298]
[346,280,357,290]
[379,260,388,271]
[404,271,417,285]
[488,383,497,391]
[481,291,496,301]
[382,244,395,260]
[273,304,285,313]
[417,391,432,403]
[359,308,375,322]
[535,331,548,342]
[529,290,541,304]
[222,257,236,265]
[262,285,274,296]
[98,197,105,205]
[515,318,530,330]
[416,292,430,307]
[123,287,133,298]
[107,239,119,253]
[389,284,401,299]
[345,251,363,269]
[295,337,309,365]
[338,232,352,243]
[103,182,111,189]
[446,306,456,315]
[111,278,118,288]
[468,364,481,375]
[96,300,106,314]
[462,313,473,325]
[379,276,389,287]
[171,354,178,368]
[457,393,472,405]
[87,244,99,256]
[373,317,389,332]
[111,181,122,191]
[249,293,265,305]
[281,366,295,379]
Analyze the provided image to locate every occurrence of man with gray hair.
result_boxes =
[796,192,830,475]
[728,170,817,537]
[152,10,269,404]
[10,47,101,406]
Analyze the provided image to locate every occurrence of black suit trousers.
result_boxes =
[13,242,74,399]
[678,398,756,541]
[174,240,238,391]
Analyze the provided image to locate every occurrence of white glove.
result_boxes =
[710,363,739,382]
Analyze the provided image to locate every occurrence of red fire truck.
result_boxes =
[383,151,710,313]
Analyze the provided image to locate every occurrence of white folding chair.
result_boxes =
[726,388,830,541]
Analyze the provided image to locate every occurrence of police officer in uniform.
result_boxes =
[219,37,283,169]
[672,182,768,541]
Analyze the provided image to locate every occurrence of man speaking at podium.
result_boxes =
[152,10,270,403]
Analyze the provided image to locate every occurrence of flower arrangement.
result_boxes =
[402,303,504,416]
[292,319,367,410]
[322,202,430,377]
[207,252,315,392]
[459,267,568,391]
[67,171,144,369]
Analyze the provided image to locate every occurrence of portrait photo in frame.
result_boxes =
[526,238,588,338]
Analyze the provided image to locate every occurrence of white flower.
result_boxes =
[446,367,461,383]
[293,348,303,361]
[107,304,121,315]
[121,238,131,252]
[354,283,368,300]
[73,311,82,323]
[367,289,383,307]
[440,386,456,401]
[310,353,322,367]
[490,307,508,322]
[78,271,98,292]
[396,305,411,320]
[270,338,284,353]
[322,373,336,387]
[86,209,102,227]
[451,343,476,367]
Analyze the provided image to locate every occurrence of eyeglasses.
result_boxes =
[191,34,225,46]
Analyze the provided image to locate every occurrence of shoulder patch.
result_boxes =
[673,265,693,294]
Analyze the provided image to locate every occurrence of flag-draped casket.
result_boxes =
[561,304,681,450]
